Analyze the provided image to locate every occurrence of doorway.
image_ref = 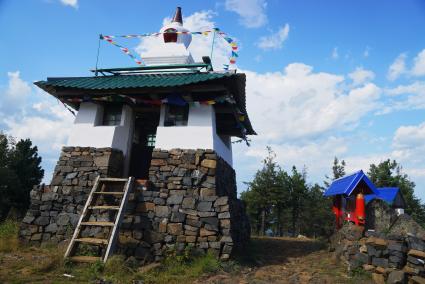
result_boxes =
[129,106,160,179]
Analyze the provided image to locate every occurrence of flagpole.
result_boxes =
[210,29,216,64]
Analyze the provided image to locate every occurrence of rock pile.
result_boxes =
[332,223,425,284]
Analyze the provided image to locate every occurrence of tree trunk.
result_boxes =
[260,209,266,236]
[292,207,297,237]
[277,207,282,237]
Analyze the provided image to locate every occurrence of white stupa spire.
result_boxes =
[142,7,194,66]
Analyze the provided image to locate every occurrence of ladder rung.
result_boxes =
[69,256,102,263]
[99,178,128,182]
[88,206,120,210]
[93,192,124,195]
[81,221,115,227]
[75,238,108,245]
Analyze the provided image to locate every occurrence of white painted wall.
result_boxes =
[67,102,134,175]
[155,104,233,166]
[68,102,233,171]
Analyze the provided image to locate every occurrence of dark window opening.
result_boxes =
[163,28,178,43]
[103,105,122,126]
[164,105,189,126]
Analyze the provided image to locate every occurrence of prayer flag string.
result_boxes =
[101,35,144,65]
[100,28,239,68]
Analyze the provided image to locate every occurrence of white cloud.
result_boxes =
[386,81,425,97]
[4,115,73,152]
[0,71,31,115]
[331,47,339,60]
[393,122,425,150]
[378,81,425,114]
[136,11,232,70]
[60,0,78,8]
[257,24,290,50]
[224,0,267,28]
[348,67,375,86]
[243,63,381,141]
[387,53,407,81]
[412,49,425,77]
[4,71,31,101]
[245,136,347,173]
[392,122,425,190]
[0,71,74,182]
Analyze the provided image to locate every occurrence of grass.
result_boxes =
[140,251,221,284]
[0,221,224,283]
[0,219,19,252]
[0,221,372,283]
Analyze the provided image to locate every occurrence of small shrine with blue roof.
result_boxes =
[324,170,405,229]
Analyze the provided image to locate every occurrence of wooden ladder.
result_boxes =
[64,176,134,263]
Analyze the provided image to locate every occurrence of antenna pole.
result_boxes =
[95,34,102,76]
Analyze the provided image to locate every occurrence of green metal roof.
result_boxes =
[35,72,235,90]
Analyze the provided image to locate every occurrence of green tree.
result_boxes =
[324,157,346,187]
[288,166,308,236]
[368,159,425,226]
[272,169,290,236]
[9,139,44,211]
[241,147,280,236]
[301,184,335,238]
[0,133,44,220]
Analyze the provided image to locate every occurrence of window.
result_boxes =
[163,28,178,43]
[146,134,156,147]
[164,105,189,126]
[102,105,122,126]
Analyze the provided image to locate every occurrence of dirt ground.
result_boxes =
[0,236,373,284]
[196,237,373,284]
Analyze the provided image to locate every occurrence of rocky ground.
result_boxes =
[196,237,373,284]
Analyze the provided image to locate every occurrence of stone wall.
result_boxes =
[117,149,250,262]
[19,147,250,261]
[331,212,425,284]
[19,147,124,244]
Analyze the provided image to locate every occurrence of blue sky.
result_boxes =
[1,0,425,199]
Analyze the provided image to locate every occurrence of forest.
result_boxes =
[241,147,425,238]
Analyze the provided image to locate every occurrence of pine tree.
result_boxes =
[0,134,44,220]
[288,166,308,236]
[368,159,425,226]
[241,147,280,236]
[9,139,44,212]
[324,157,346,187]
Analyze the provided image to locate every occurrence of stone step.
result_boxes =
[69,256,102,263]
[74,238,108,245]
[88,205,120,210]
[80,221,115,227]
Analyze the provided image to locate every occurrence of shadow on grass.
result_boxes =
[234,236,327,267]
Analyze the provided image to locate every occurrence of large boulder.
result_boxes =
[365,199,397,233]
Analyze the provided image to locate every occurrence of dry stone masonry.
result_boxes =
[331,200,425,284]
[19,147,250,262]
[117,149,250,262]
[19,147,123,244]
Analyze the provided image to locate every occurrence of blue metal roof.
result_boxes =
[365,187,399,204]
[323,170,377,197]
